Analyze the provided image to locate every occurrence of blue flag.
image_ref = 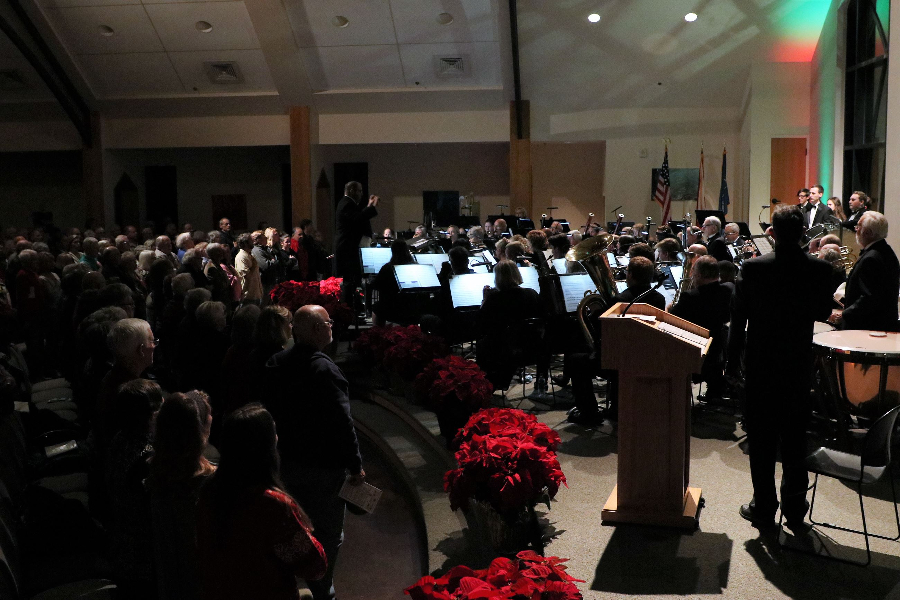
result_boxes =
[718,147,730,216]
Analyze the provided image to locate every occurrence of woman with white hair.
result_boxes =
[175,232,195,263]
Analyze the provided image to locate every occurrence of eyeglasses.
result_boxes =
[317,319,334,328]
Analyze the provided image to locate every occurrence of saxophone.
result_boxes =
[672,251,694,305]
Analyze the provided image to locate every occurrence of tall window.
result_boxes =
[843,0,889,210]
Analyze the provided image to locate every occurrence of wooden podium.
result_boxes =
[598,302,711,528]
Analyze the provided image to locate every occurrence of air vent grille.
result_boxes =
[0,70,27,91]
[204,61,244,85]
[434,55,471,78]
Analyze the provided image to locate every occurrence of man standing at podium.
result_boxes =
[727,205,833,531]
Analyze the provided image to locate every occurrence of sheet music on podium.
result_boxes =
[393,264,441,290]
[359,247,392,275]
[450,273,494,308]
[558,273,596,313]
[414,253,449,273]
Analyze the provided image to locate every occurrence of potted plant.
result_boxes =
[415,356,493,445]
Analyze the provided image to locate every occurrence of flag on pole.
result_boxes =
[654,145,672,224]
[697,146,705,211]
[718,147,730,216]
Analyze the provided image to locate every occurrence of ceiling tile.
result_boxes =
[389,0,499,44]
[44,5,164,54]
[39,0,141,7]
[144,2,260,52]
[168,49,275,92]
[300,45,404,90]
[78,52,184,96]
[398,42,501,88]
[0,56,56,102]
[285,0,396,47]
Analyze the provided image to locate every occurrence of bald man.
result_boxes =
[265,305,365,600]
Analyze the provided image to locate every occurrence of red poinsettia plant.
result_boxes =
[444,409,567,515]
[405,551,583,600]
[453,408,561,452]
[269,278,352,327]
[354,325,411,365]
[415,356,493,413]
[380,326,450,381]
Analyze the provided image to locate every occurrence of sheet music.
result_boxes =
[393,265,441,290]
[753,235,775,256]
[359,248,392,275]
[543,249,553,261]
[483,250,497,265]
[338,478,382,514]
[518,266,541,293]
[669,265,684,285]
[559,274,596,312]
[657,321,708,348]
[468,256,489,273]
[450,273,495,307]
[414,253,449,273]
[615,281,628,293]
[551,258,568,273]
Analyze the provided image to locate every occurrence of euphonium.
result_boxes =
[839,245,857,274]
[673,252,694,304]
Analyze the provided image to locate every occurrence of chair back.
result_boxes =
[862,405,900,469]
[514,317,546,365]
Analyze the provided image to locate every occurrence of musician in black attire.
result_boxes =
[476,260,547,392]
[335,181,379,305]
[802,185,833,228]
[525,230,550,276]
[727,205,834,531]
[831,211,900,332]
[371,242,414,327]
[613,256,665,310]
[841,191,869,232]
[670,256,733,400]
[702,217,731,262]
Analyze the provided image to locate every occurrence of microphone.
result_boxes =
[610,205,623,214]
[761,205,770,209]
[622,279,666,317]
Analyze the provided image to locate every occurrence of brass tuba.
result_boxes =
[838,245,858,274]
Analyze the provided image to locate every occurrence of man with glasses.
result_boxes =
[702,216,730,262]
[265,305,365,600]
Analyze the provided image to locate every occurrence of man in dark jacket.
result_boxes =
[841,191,868,232]
[334,181,378,305]
[833,211,900,332]
[265,305,365,600]
[727,205,834,532]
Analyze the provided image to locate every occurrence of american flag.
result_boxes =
[654,146,672,224]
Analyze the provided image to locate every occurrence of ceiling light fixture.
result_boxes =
[331,15,349,28]
[98,25,114,37]
[684,12,698,22]
[437,12,454,25]
[587,13,601,23]
[195,21,213,33]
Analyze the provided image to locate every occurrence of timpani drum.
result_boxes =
[813,330,900,414]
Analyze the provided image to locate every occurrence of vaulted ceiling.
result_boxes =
[0,0,832,122]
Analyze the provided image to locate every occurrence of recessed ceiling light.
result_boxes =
[98,25,114,37]
[587,13,601,23]
[684,12,698,22]
[195,21,213,33]
[437,12,454,25]
[331,15,349,28]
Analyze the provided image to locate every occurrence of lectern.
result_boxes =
[599,302,711,528]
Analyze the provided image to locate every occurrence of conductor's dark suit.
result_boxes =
[334,195,377,280]
[727,245,834,523]
[842,238,900,332]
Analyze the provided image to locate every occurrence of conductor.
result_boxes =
[335,181,379,305]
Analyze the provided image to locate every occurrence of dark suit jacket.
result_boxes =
[803,203,833,227]
[727,245,834,397]
[613,286,666,311]
[841,209,866,232]
[671,281,734,376]
[842,238,900,332]
[334,196,377,277]
[265,344,363,473]
[706,232,731,262]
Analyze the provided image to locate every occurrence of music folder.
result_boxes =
[393,264,441,291]
[359,247,392,275]
[558,273,596,313]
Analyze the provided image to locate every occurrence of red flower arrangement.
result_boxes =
[415,356,493,413]
[380,326,450,381]
[454,408,561,452]
[405,551,583,600]
[444,409,567,515]
[268,278,352,327]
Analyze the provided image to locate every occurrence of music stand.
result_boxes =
[393,264,441,291]
[359,247,392,275]
[736,221,753,238]
[558,273,597,313]
[449,273,494,308]
[414,253,449,273]
[607,221,635,232]
[518,266,541,293]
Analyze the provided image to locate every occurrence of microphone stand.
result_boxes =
[621,279,666,316]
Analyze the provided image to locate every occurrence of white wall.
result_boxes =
[318,111,509,144]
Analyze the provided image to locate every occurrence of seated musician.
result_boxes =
[818,233,840,248]
[613,256,666,310]
[616,234,636,256]
[371,242,415,326]
[669,255,734,400]
[408,225,427,244]
[703,216,731,262]
[446,225,462,245]
[654,237,681,263]
[550,221,564,235]
[627,242,654,262]
[515,207,528,219]
[467,226,486,250]
[380,228,395,247]
[816,247,847,291]
[841,191,869,232]
[688,243,708,262]
[718,260,737,284]
[494,218,509,238]
[483,221,495,238]
[505,240,531,267]
[476,260,549,392]
[525,230,550,275]
[439,246,474,280]
[548,234,584,274]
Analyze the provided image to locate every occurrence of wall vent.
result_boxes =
[204,61,244,84]
[434,55,471,78]
[0,70,28,91]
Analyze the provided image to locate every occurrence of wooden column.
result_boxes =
[290,106,312,226]
[82,112,104,228]
[509,100,532,219]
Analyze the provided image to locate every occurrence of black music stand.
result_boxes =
[607,221,635,232]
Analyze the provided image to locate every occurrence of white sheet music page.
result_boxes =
[518,266,541,293]
[657,321,708,347]
[551,258,568,273]
[450,273,494,307]
[414,253,449,273]
[394,265,441,289]
[359,248,392,274]
[339,478,382,514]
[559,274,596,312]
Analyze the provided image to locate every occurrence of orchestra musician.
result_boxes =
[494,218,510,238]
[702,217,730,262]
[654,238,681,263]
[612,256,665,310]
[467,226,487,250]
[841,191,869,232]
[826,197,846,222]
[525,230,551,275]
[371,242,415,327]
